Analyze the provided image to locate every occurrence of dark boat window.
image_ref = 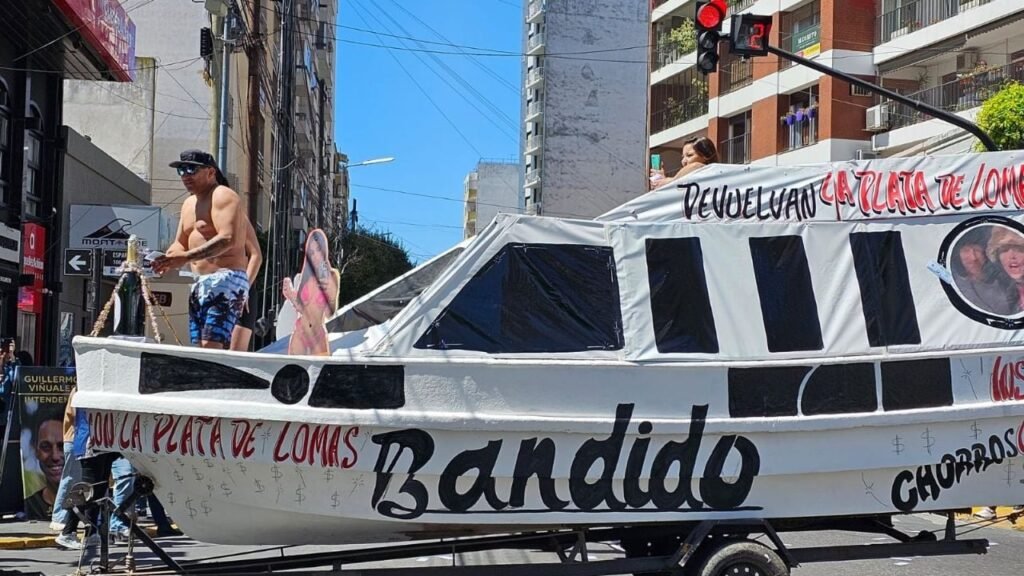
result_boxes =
[801,363,877,415]
[415,243,623,353]
[881,358,953,411]
[749,236,823,352]
[849,232,921,347]
[728,366,811,417]
[645,238,719,353]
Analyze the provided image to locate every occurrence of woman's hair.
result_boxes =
[685,137,719,164]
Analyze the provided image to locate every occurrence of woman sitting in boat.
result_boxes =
[988,226,1024,314]
[952,229,1015,315]
[282,229,340,355]
[649,137,719,190]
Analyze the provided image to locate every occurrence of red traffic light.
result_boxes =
[697,0,727,29]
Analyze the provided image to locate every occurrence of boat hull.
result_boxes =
[73,337,1024,545]
[87,407,1024,545]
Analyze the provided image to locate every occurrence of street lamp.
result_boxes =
[345,156,395,168]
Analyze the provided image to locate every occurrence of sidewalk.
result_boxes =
[0,518,163,550]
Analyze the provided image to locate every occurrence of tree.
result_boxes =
[975,81,1024,151]
[338,227,414,307]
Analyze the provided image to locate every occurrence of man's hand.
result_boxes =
[152,253,188,275]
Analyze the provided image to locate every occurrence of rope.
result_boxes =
[88,260,175,344]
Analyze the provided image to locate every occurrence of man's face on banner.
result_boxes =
[34,419,64,488]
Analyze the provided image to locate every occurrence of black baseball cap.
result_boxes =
[169,149,218,168]
[170,149,229,186]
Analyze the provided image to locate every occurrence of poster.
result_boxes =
[17,367,75,520]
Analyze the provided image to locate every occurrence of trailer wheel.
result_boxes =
[692,540,788,576]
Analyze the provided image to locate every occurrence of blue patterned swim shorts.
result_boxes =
[189,269,249,345]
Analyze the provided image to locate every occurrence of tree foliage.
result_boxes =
[975,81,1024,151]
[669,19,696,55]
[338,227,414,307]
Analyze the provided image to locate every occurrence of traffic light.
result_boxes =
[731,14,773,57]
[695,0,727,75]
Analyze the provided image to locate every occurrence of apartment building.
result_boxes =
[463,160,520,238]
[869,0,1024,156]
[651,0,879,173]
[650,0,1022,173]
[522,0,650,219]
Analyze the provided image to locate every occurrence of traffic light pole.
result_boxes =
[764,44,998,152]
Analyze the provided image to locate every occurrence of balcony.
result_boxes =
[719,59,754,95]
[881,60,1024,132]
[651,97,708,134]
[526,134,543,152]
[727,0,757,14]
[653,43,694,71]
[526,100,543,120]
[528,31,545,55]
[722,132,751,164]
[527,66,544,88]
[525,168,540,186]
[879,0,993,44]
[528,0,544,22]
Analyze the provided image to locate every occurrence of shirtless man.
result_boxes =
[152,150,251,349]
[230,220,263,351]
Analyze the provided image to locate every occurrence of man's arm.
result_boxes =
[244,220,262,283]
[183,186,240,262]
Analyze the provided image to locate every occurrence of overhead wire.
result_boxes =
[357,0,519,140]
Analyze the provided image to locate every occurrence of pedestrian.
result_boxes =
[152,150,252,348]
[230,219,263,351]
[49,387,82,532]
[54,398,114,550]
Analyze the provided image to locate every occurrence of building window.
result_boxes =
[780,1,821,70]
[415,243,624,353]
[748,235,823,352]
[646,237,719,354]
[23,104,42,218]
[784,86,819,151]
[0,80,9,206]
[722,111,751,164]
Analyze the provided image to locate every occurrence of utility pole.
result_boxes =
[246,0,263,228]
[217,2,237,171]
[270,0,296,321]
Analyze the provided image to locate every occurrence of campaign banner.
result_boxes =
[18,367,75,520]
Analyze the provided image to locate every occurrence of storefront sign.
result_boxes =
[18,224,45,314]
[16,367,76,520]
[793,25,820,59]
[69,205,161,276]
[0,223,20,266]
[52,0,137,81]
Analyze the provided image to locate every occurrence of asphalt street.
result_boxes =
[0,514,1020,575]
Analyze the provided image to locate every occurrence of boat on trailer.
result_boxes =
[72,151,1024,572]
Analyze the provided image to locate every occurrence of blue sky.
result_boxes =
[335,0,523,263]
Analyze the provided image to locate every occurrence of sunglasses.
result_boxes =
[176,165,204,176]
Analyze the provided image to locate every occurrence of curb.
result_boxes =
[0,525,162,551]
[960,507,1024,531]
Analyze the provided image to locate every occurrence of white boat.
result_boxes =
[73,151,1024,547]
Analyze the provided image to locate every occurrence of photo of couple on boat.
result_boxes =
[952,223,1024,317]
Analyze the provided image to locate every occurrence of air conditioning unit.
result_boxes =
[865,104,890,131]
[956,50,980,72]
[855,149,878,161]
